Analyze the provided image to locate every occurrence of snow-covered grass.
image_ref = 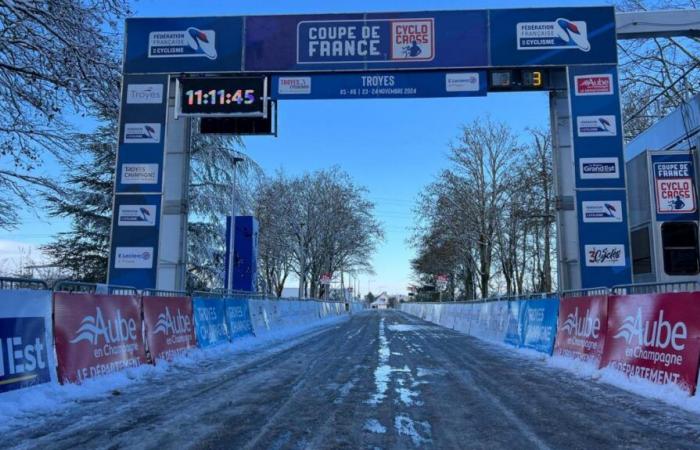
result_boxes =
[0,314,349,433]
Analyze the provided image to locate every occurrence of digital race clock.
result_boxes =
[176,76,268,117]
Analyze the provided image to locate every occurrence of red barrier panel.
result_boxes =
[54,293,147,384]
[553,295,608,365]
[142,296,196,362]
[601,292,700,394]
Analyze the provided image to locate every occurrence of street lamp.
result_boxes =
[227,155,245,292]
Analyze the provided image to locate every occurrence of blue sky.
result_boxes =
[4,0,609,294]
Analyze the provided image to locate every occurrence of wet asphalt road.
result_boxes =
[5,310,700,449]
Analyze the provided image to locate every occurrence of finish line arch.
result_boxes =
[108,6,631,292]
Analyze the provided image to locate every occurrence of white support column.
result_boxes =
[550,89,581,291]
[157,78,191,291]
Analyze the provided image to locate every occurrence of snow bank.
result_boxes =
[0,314,349,433]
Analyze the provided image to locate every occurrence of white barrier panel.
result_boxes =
[0,290,57,393]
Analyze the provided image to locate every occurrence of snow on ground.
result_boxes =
[0,314,349,433]
[363,418,387,434]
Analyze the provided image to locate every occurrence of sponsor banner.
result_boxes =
[224,298,255,339]
[553,295,608,365]
[585,244,626,267]
[54,293,147,384]
[504,301,523,347]
[142,296,196,362]
[576,115,617,137]
[652,153,698,220]
[114,246,154,269]
[272,70,487,100]
[245,11,487,71]
[574,74,613,96]
[123,123,161,144]
[118,204,157,227]
[120,163,159,185]
[192,297,229,348]
[520,298,560,354]
[601,293,700,393]
[0,290,55,393]
[577,190,632,288]
[126,84,164,104]
[124,17,244,73]
[490,7,617,66]
[582,200,622,223]
[579,157,619,180]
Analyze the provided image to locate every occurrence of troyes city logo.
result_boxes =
[517,18,590,52]
[126,84,163,104]
[148,27,217,59]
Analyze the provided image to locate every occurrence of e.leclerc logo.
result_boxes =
[148,27,217,59]
[114,247,153,269]
[517,18,590,52]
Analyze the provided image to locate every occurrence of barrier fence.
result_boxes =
[400,282,700,395]
[0,277,364,393]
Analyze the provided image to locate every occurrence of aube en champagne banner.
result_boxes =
[142,296,197,362]
[554,295,608,365]
[54,293,147,384]
[0,290,56,393]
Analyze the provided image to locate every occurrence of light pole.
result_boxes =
[227,155,245,292]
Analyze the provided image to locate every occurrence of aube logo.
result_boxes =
[70,307,137,346]
[561,307,601,339]
[153,306,192,337]
[614,309,687,352]
[517,18,590,52]
[148,27,217,60]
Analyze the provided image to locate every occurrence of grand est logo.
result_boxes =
[613,308,687,367]
[153,306,193,346]
[70,307,139,358]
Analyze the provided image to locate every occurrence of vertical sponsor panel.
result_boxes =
[191,297,228,348]
[142,296,196,362]
[569,64,632,288]
[224,299,255,339]
[54,293,147,384]
[553,295,608,365]
[520,298,560,354]
[489,7,617,67]
[244,11,487,71]
[0,290,55,392]
[109,73,168,289]
[601,293,700,393]
[651,153,699,221]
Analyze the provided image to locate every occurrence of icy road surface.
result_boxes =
[6,310,700,449]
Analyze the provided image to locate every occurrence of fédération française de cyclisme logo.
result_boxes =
[517,18,590,52]
[148,27,217,59]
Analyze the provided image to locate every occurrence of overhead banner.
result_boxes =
[651,153,698,220]
[0,290,56,393]
[272,70,487,100]
[489,7,617,67]
[54,293,147,384]
[124,17,244,73]
[245,11,488,71]
[601,293,700,393]
[192,297,229,347]
[224,298,255,339]
[142,296,197,362]
[553,295,608,365]
[520,298,560,354]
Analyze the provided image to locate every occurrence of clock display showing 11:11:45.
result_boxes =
[185,89,256,106]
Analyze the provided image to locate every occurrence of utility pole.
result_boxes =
[227,156,245,292]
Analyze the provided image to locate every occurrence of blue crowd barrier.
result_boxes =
[224,298,255,339]
[192,297,228,348]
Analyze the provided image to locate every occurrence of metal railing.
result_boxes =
[611,281,700,295]
[0,277,49,290]
[52,280,138,296]
[141,289,189,297]
[560,287,609,299]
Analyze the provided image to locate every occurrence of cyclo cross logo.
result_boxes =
[70,307,138,358]
[153,306,192,345]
